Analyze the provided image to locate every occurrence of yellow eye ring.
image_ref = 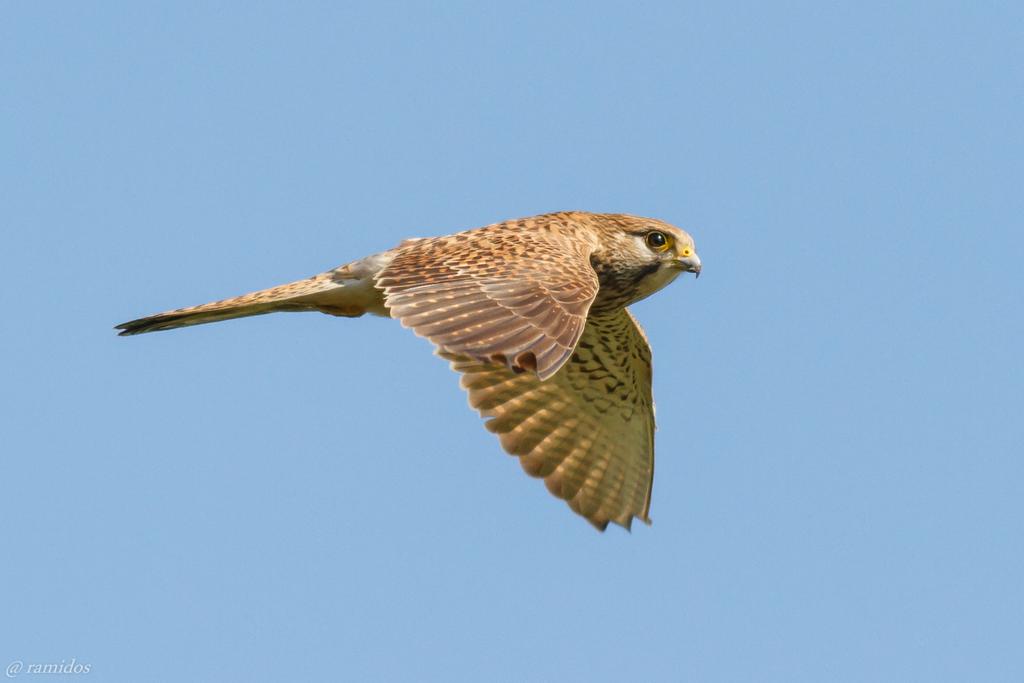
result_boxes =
[645,231,672,252]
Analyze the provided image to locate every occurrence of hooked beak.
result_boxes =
[675,254,702,278]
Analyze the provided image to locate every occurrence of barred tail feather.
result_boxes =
[115,255,393,336]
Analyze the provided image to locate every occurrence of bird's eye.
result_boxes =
[645,231,671,252]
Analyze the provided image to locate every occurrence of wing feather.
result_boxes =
[443,309,656,530]
[376,220,601,380]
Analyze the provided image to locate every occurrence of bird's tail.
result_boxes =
[116,258,389,336]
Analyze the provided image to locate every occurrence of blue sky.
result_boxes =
[3,2,1022,681]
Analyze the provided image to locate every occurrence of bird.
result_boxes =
[116,211,701,530]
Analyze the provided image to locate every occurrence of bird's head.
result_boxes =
[590,214,701,307]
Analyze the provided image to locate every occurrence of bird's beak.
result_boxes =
[675,254,702,278]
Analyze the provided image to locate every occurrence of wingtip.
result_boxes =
[604,514,651,533]
[586,513,652,533]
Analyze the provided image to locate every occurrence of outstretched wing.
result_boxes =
[376,220,601,380]
[443,309,656,530]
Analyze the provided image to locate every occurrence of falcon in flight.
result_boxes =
[117,211,702,530]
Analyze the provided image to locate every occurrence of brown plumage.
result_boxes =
[117,211,701,530]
